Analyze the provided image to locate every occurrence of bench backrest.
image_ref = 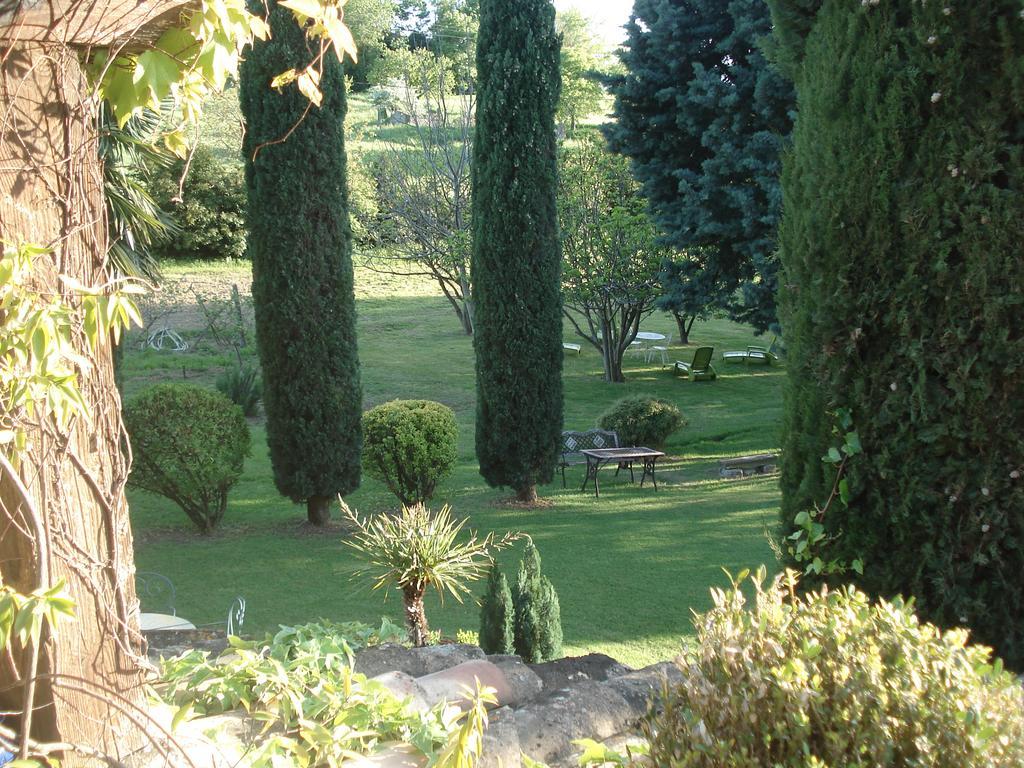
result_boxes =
[562,429,619,457]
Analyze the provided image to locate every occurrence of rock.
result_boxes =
[345,744,425,768]
[354,643,485,678]
[370,671,430,711]
[416,660,512,710]
[479,708,522,768]
[528,653,633,692]
[604,662,683,714]
[488,656,544,707]
[512,680,635,766]
[414,643,487,675]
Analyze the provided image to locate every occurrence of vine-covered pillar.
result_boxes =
[0,18,153,762]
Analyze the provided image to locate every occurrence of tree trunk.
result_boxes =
[403,585,429,647]
[601,339,626,383]
[0,42,146,759]
[672,312,693,345]
[307,494,331,526]
[515,485,539,503]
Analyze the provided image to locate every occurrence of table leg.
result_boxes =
[581,457,601,497]
[640,457,659,490]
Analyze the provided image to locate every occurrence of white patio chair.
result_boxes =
[646,332,672,366]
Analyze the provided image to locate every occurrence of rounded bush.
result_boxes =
[125,384,250,533]
[598,396,684,448]
[645,569,1024,768]
[362,400,458,506]
[151,146,247,261]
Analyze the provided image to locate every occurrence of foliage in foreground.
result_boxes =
[125,383,250,533]
[513,542,563,663]
[771,0,1024,666]
[472,0,563,502]
[362,399,458,507]
[241,0,363,525]
[598,397,684,449]
[344,504,519,647]
[642,568,1024,768]
[158,619,495,768]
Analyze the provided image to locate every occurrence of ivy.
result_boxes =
[1,242,142,455]
[90,0,358,153]
[783,409,864,578]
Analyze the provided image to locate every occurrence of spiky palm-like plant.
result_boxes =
[344,504,519,646]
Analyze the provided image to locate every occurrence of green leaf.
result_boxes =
[279,0,322,19]
[134,49,183,108]
[838,478,850,505]
[824,446,842,464]
[172,702,195,731]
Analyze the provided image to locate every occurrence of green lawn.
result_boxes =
[126,259,784,667]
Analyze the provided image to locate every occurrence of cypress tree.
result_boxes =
[513,542,562,662]
[605,0,794,333]
[479,565,515,654]
[770,0,1024,666]
[240,2,362,525]
[513,543,543,662]
[537,575,563,661]
[471,0,563,503]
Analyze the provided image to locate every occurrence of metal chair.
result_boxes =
[135,571,176,615]
[227,596,246,637]
[646,332,673,366]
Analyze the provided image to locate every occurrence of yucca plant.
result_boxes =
[216,363,262,417]
[344,503,520,646]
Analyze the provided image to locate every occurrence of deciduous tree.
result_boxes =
[560,133,670,382]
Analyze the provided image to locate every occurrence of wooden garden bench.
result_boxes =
[719,453,779,478]
[558,429,619,487]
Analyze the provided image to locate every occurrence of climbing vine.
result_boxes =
[91,0,357,153]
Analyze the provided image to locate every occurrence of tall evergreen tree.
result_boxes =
[605,0,794,333]
[479,565,515,654]
[240,1,362,525]
[770,0,1024,667]
[471,0,562,502]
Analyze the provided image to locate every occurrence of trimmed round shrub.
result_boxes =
[362,400,458,506]
[598,396,684,448]
[644,569,1024,768]
[125,384,251,533]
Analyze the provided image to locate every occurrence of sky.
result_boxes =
[554,0,634,49]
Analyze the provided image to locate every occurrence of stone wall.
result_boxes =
[144,634,680,767]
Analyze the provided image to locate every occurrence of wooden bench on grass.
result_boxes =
[558,429,619,487]
[719,453,779,478]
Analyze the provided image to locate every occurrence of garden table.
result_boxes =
[634,332,666,342]
[139,613,196,631]
[580,447,666,498]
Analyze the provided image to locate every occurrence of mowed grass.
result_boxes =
[126,259,784,667]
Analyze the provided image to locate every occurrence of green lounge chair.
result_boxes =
[673,346,717,381]
[722,336,780,365]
